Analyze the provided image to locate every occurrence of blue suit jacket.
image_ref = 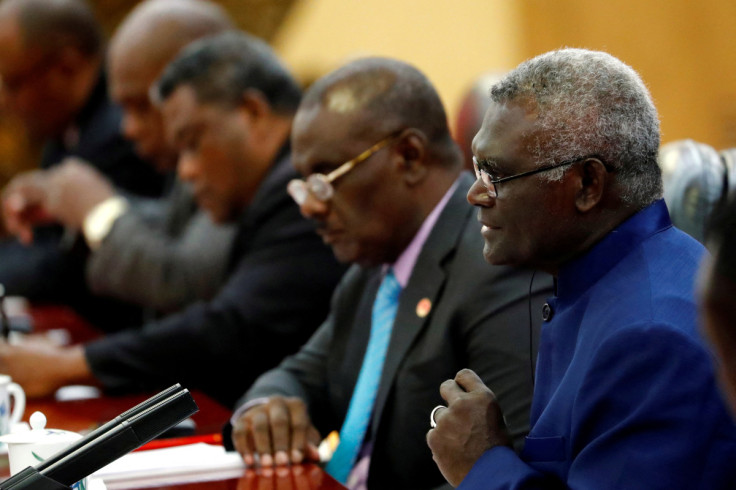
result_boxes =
[460,200,736,489]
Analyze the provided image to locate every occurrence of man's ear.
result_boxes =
[238,89,272,125]
[396,129,429,186]
[575,158,608,212]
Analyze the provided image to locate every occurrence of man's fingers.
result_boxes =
[304,426,322,463]
[440,368,489,404]
[4,172,49,205]
[439,378,466,404]
[231,397,317,468]
[285,398,310,464]
[454,368,487,391]
[305,443,320,463]
[237,420,259,467]
[250,409,274,466]
[245,428,259,466]
[232,419,254,464]
[438,369,495,426]
[4,192,26,213]
[268,400,292,466]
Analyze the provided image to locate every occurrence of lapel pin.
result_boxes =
[416,298,432,318]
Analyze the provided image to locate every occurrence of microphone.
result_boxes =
[0,385,198,489]
[35,384,184,475]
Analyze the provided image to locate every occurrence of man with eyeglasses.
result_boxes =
[229,57,553,490]
[427,48,736,488]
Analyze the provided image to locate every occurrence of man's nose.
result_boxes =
[466,178,495,207]
[121,112,144,142]
[298,192,329,219]
[177,152,199,183]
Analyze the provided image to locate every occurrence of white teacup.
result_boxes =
[0,374,25,436]
[0,411,88,490]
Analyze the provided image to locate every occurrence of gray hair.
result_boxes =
[491,48,662,206]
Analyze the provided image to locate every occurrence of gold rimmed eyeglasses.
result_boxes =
[287,132,402,205]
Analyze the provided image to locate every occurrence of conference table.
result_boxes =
[0,304,346,490]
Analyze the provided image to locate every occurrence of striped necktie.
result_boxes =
[326,269,402,483]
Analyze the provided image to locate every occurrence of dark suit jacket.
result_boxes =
[239,173,554,489]
[84,149,347,407]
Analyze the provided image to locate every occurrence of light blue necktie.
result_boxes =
[326,269,402,483]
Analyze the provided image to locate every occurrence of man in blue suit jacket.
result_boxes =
[427,48,736,489]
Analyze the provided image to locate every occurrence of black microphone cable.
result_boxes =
[527,270,537,388]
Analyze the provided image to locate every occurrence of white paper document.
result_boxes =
[93,443,245,489]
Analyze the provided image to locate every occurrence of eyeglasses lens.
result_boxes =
[473,158,496,197]
[287,180,308,205]
[306,174,333,201]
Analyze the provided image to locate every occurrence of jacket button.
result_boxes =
[542,303,553,321]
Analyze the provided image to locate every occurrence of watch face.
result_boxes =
[83,197,128,249]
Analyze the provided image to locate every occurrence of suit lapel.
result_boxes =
[370,173,475,435]
[333,268,382,414]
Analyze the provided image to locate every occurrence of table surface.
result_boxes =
[133,463,345,490]
[0,305,346,490]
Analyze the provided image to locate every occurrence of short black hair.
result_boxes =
[15,0,102,57]
[300,57,459,167]
[156,31,300,115]
[302,57,451,144]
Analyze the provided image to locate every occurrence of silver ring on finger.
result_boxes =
[430,405,446,429]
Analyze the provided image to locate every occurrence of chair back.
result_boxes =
[660,139,726,243]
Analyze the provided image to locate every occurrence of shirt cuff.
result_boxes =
[82,196,129,250]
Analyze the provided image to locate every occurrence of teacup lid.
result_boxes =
[0,411,81,445]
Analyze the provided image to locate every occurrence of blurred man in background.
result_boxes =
[0,0,165,327]
[2,0,236,317]
[0,31,345,410]
[701,194,736,416]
